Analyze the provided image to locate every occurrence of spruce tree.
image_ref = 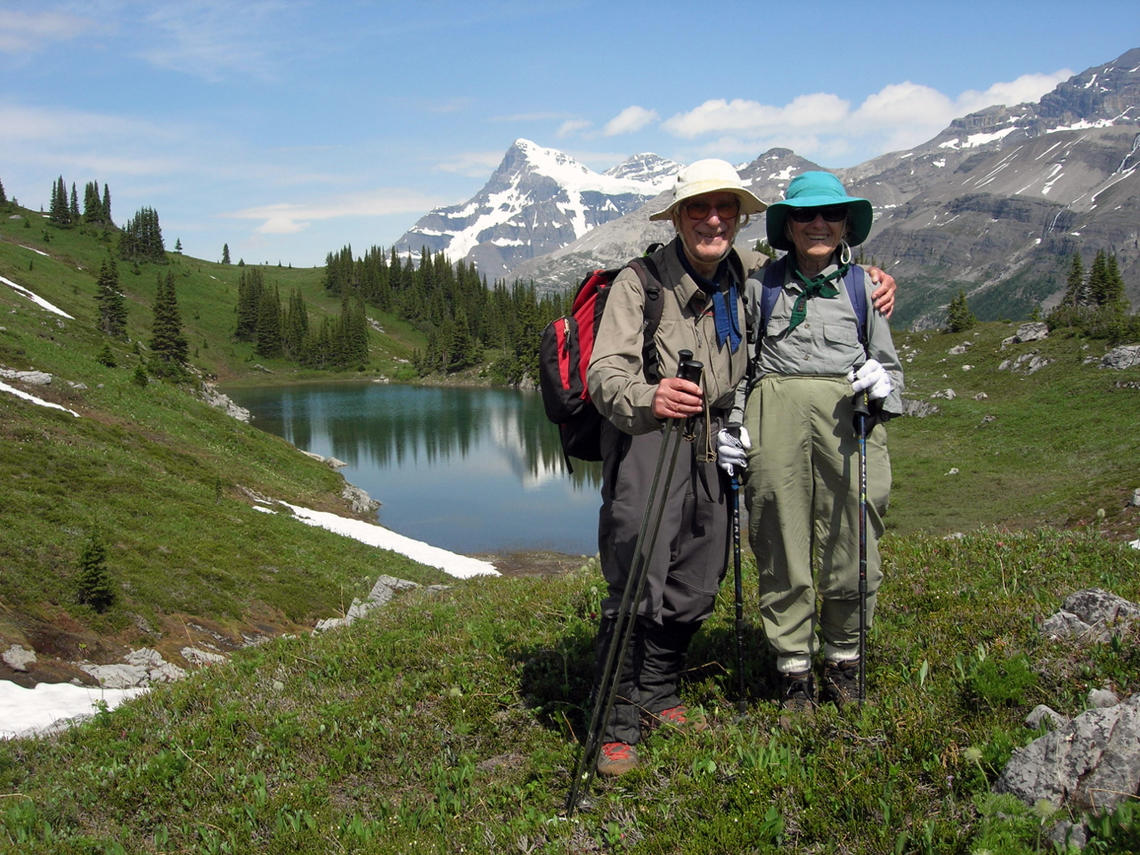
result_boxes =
[77,529,116,612]
[68,183,80,223]
[150,272,189,368]
[1061,252,1086,307]
[234,267,264,341]
[102,184,112,225]
[50,176,69,225]
[83,181,104,223]
[254,284,283,358]
[0,177,7,206]
[119,207,166,262]
[283,288,309,359]
[222,243,231,265]
[1088,250,1111,307]
[94,256,127,338]
[946,290,976,332]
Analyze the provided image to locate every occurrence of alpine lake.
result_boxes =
[225,382,603,559]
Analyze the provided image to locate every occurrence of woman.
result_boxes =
[740,171,903,711]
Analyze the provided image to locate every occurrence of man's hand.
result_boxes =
[866,267,896,319]
[652,377,703,420]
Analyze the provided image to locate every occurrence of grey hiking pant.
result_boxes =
[593,415,730,744]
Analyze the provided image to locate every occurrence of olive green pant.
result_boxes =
[743,374,891,670]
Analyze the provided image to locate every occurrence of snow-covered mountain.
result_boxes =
[393,139,679,278]
[514,47,1140,329]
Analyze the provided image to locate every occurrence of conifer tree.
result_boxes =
[1088,250,1111,307]
[282,288,309,359]
[234,267,264,341]
[101,184,112,225]
[1060,252,1086,307]
[69,183,80,223]
[222,243,231,265]
[49,176,70,225]
[0,177,7,206]
[83,181,104,223]
[946,290,976,332]
[119,207,165,262]
[150,272,188,367]
[77,529,116,612]
[94,256,127,338]
[254,284,283,358]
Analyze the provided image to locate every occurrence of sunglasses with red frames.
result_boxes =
[788,205,847,223]
[684,199,741,220]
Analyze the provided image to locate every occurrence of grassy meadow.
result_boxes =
[1,206,1139,853]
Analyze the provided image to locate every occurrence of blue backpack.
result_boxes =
[757,255,867,348]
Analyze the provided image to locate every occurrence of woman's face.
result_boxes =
[676,191,740,277]
[786,205,847,271]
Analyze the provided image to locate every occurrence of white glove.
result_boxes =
[849,359,892,401]
[716,427,751,476]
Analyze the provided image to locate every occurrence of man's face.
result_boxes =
[676,191,740,275]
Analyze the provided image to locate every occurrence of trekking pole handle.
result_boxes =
[677,350,703,385]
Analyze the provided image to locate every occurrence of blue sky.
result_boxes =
[1,1,1136,269]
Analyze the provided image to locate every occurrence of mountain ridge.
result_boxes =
[400,47,1140,329]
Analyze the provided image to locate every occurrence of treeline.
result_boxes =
[48,176,112,227]
[235,267,368,370]
[323,245,561,384]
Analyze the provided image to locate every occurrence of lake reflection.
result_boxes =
[225,382,602,556]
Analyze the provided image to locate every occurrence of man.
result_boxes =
[584,160,896,775]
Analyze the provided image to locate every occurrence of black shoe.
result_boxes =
[820,659,860,706]
[778,670,816,713]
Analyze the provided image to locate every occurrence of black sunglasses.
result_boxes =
[788,205,847,223]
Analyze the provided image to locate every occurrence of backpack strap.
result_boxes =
[626,249,665,383]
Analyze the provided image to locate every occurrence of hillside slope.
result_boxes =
[0,208,450,688]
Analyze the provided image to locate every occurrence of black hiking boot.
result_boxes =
[778,670,816,714]
[820,659,860,707]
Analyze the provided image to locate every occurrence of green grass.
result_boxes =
[1,531,1137,853]
[1,206,1139,852]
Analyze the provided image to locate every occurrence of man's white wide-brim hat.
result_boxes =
[649,158,767,221]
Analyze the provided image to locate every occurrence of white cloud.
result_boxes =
[956,70,1071,114]
[603,106,659,136]
[0,10,92,53]
[660,69,1073,165]
[663,93,851,139]
[434,150,505,177]
[557,118,592,138]
[223,189,448,235]
[136,1,292,82]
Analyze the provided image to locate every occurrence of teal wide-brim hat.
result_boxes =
[765,171,873,252]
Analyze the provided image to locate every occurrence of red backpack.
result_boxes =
[539,248,664,466]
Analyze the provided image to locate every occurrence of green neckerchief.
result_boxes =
[787,257,851,334]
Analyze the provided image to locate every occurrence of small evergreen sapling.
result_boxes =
[77,530,116,612]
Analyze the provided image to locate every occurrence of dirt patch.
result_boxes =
[473,549,590,578]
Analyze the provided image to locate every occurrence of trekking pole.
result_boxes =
[730,474,746,715]
[564,351,703,817]
[851,390,870,706]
